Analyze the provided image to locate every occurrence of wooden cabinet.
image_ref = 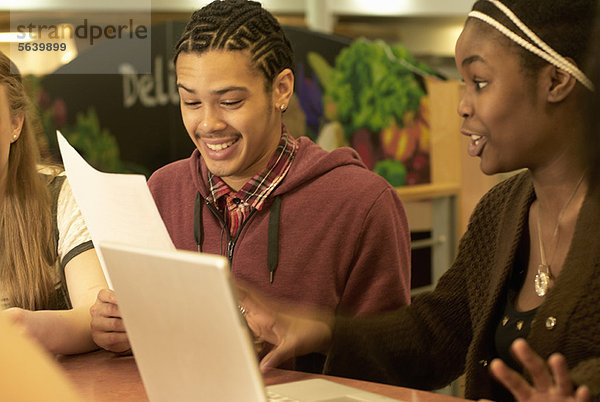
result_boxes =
[400,78,500,294]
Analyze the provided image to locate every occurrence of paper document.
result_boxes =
[57,131,175,287]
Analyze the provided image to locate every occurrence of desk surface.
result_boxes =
[57,350,467,401]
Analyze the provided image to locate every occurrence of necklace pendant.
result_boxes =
[535,266,550,297]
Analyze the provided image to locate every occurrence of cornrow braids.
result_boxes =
[175,0,294,90]
[470,0,596,76]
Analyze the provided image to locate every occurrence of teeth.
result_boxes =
[206,139,236,151]
[471,135,482,141]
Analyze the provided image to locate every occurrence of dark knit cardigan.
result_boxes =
[324,171,600,400]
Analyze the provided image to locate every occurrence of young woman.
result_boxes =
[0,52,107,354]
[240,0,600,400]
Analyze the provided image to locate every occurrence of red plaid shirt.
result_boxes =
[208,128,297,237]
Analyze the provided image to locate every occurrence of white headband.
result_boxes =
[468,0,594,91]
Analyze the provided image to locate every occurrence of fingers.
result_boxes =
[260,339,296,373]
[238,284,334,372]
[492,339,589,401]
[489,358,533,400]
[90,289,122,320]
[490,339,557,399]
[90,314,126,332]
[546,353,591,401]
[574,385,591,402]
[547,353,573,395]
[237,290,281,346]
[245,313,279,346]
[90,289,130,353]
[91,331,131,354]
[510,338,553,392]
[90,313,130,353]
[97,288,118,304]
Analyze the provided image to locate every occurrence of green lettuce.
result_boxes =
[324,39,432,139]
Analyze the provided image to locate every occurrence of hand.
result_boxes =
[89,289,131,354]
[489,338,591,402]
[237,286,334,372]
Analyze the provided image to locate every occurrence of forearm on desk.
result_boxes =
[23,307,99,355]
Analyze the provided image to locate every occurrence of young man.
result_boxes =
[90,0,411,371]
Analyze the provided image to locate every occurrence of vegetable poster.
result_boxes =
[288,27,435,187]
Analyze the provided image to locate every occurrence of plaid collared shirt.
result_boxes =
[208,128,297,237]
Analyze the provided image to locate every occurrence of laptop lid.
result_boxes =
[98,241,401,402]
[98,241,268,402]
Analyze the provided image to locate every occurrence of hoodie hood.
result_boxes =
[188,136,367,197]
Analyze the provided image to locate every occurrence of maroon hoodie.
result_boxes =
[148,137,411,316]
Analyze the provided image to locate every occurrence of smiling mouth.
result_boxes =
[205,138,239,151]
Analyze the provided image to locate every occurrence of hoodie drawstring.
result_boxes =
[267,196,281,284]
[194,192,204,252]
[194,191,281,284]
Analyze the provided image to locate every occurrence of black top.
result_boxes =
[494,227,538,372]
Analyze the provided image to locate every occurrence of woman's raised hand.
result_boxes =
[237,285,334,372]
[489,339,591,402]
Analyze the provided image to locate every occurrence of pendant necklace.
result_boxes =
[534,172,586,297]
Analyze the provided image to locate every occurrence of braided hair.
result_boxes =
[470,0,596,76]
[174,0,294,91]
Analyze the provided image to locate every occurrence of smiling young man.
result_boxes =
[89,0,411,371]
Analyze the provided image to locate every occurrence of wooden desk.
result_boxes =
[57,350,467,401]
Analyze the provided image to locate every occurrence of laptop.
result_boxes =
[97,241,401,402]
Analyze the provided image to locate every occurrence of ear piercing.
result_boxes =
[279,104,286,111]
[12,134,17,141]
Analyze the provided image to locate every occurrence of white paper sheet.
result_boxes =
[57,131,175,287]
